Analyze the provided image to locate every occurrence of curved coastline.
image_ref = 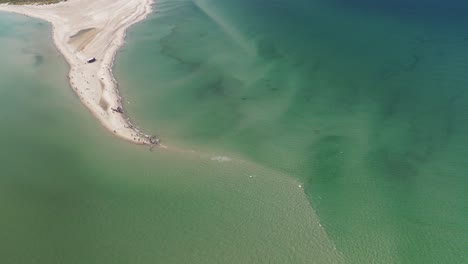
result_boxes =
[0,0,158,146]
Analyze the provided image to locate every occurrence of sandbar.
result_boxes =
[0,0,159,145]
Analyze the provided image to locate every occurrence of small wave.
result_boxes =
[210,155,232,162]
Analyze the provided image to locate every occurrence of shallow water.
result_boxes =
[1,0,468,262]
[116,0,468,262]
[0,12,342,264]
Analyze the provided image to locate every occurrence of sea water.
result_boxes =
[1,0,468,262]
[116,0,468,263]
[0,11,342,264]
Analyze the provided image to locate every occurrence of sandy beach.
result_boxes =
[0,0,158,145]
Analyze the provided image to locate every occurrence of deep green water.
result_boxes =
[1,0,468,262]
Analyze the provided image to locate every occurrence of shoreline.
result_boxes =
[0,0,160,146]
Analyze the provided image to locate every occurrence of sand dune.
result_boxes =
[0,0,158,145]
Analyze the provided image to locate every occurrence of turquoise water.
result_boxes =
[0,12,342,264]
[116,0,468,263]
[1,0,468,262]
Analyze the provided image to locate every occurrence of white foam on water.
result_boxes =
[210,155,232,162]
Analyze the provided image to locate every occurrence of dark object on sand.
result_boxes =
[149,136,160,145]
[111,106,123,113]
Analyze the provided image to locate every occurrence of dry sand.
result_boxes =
[0,0,158,145]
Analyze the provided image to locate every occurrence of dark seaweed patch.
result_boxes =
[33,54,44,67]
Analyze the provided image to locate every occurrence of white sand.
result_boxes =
[0,0,158,145]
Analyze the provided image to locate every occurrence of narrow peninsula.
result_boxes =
[0,0,158,145]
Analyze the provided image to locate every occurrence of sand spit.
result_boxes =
[0,0,159,145]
